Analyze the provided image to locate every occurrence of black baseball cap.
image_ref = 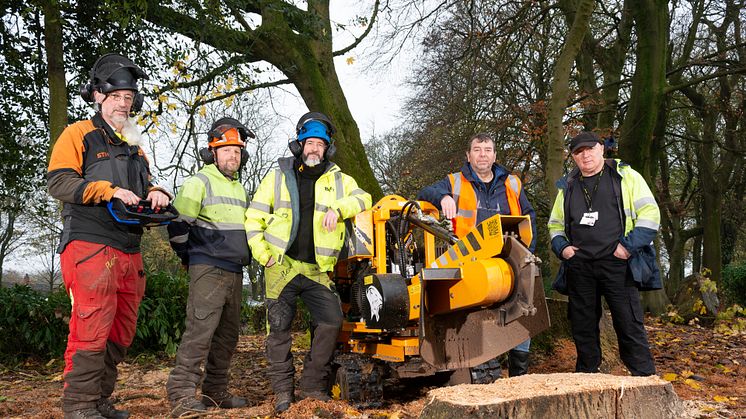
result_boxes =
[569,131,603,153]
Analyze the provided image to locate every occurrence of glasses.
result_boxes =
[108,93,135,104]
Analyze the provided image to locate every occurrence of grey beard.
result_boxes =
[303,155,322,167]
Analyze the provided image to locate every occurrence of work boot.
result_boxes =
[508,349,530,377]
[64,408,106,419]
[201,390,248,409]
[96,398,129,419]
[274,391,294,414]
[170,397,207,418]
[299,389,331,402]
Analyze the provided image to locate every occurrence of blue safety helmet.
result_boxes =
[297,120,331,143]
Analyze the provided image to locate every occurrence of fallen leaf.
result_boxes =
[662,372,678,382]
[684,378,701,390]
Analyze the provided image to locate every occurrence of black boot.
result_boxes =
[508,350,530,377]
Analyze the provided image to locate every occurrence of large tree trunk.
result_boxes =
[545,0,596,203]
[618,0,668,181]
[144,0,383,198]
[41,0,67,151]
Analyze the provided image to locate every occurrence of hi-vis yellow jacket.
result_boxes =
[245,157,372,272]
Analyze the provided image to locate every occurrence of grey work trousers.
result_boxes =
[166,264,243,401]
[265,274,343,395]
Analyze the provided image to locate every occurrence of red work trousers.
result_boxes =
[60,240,146,411]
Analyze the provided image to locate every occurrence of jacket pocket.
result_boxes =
[75,244,107,266]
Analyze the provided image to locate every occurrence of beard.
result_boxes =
[303,154,323,167]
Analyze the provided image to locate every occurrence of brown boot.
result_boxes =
[170,397,207,418]
[201,390,248,409]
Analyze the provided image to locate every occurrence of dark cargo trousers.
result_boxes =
[166,264,243,401]
[265,274,343,395]
[566,256,656,376]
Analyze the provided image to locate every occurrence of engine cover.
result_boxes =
[360,273,409,330]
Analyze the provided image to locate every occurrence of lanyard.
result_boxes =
[579,167,603,211]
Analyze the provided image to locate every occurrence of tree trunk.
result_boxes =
[41,0,68,152]
[545,0,596,203]
[421,373,685,419]
[618,0,668,181]
[697,113,722,283]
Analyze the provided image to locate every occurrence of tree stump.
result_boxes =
[420,373,685,419]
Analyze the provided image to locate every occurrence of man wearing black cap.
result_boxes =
[48,53,171,418]
[548,131,661,377]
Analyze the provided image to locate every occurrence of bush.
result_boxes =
[722,261,746,306]
[131,270,189,356]
[0,284,70,363]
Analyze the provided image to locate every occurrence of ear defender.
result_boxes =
[288,139,303,158]
[240,148,249,167]
[199,147,215,164]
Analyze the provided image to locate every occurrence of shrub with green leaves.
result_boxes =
[722,261,746,306]
[131,270,189,356]
[0,284,70,362]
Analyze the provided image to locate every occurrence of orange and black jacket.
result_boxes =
[48,113,163,254]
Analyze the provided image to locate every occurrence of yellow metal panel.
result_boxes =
[349,340,405,362]
[427,258,514,315]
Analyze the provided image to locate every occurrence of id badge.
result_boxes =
[579,211,598,226]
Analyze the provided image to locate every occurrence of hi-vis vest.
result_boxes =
[448,172,522,237]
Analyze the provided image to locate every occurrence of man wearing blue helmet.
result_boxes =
[245,112,372,413]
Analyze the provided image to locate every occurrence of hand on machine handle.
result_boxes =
[147,190,171,211]
[440,195,457,219]
[113,188,140,206]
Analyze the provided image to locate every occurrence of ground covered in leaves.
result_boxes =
[1,317,743,418]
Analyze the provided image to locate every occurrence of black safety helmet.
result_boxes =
[80,53,149,112]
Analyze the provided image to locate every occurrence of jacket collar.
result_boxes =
[92,113,126,146]
[203,163,239,181]
[278,156,338,177]
[460,162,508,186]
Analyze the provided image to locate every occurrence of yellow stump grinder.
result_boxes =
[331,195,551,402]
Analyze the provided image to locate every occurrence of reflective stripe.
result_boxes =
[275,200,292,209]
[315,203,329,213]
[194,173,213,197]
[273,169,282,209]
[315,246,340,258]
[249,201,271,213]
[635,219,660,230]
[350,188,366,196]
[246,230,262,240]
[264,231,288,248]
[625,208,637,220]
[334,172,344,200]
[548,217,563,226]
[355,196,367,212]
[435,254,447,267]
[203,196,246,207]
[507,175,520,196]
[451,173,461,204]
[194,219,245,230]
[634,197,657,210]
[175,214,197,223]
[169,234,188,244]
[447,247,457,261]
[457,209,475,218]
[550,231,567,240]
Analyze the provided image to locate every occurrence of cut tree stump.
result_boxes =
[420,373,685,419]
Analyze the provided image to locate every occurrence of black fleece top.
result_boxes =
[286,159,327,263]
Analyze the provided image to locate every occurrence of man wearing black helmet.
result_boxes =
[48,53,171,419]
[245,112,372,413]
[165,118,253,417]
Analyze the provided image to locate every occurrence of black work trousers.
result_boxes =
[265,274,343,395]
[566,255,656,376]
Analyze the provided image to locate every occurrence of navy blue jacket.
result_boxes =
[417,162,537,252]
